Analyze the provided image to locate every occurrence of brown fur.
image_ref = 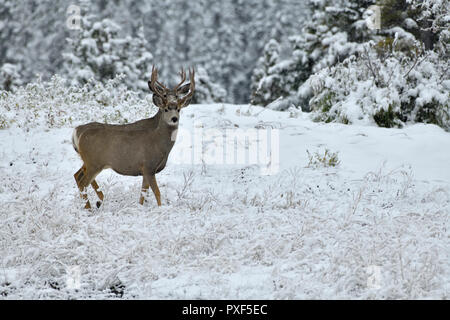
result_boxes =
[73,67,195,208]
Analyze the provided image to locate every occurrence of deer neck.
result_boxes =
[153,109,178,150]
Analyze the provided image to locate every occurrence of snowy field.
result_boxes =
[1,103,449,299]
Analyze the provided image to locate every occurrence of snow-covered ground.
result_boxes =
[1,104,449,299]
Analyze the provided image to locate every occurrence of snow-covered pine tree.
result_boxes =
[0,0,16,66]
[191,66,227,104]
[250,0,377,110]
[378,0,448,50]
[147,0,200,85]
[0,63,22,92]
[0,1,22,91]
[115,25,153,92]
[63,14,153,94]
[63,14,121,85]
[250,39,288,107]
[0,0,70,88]
[303,0,449,130]
[0,0,314,101]
[193,1,245,103]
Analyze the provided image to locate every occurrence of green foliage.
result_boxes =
[0,114,10,129]
[377,0,445,51]
[314,91,336,113]
[310,90,340,123]
[414,100,450,128]
[373,104,403,128]
[311,87,354,124]
[308,40,449,131]
[374,35,423,63]
[306,148,341,168]
[378,0,407,29]
[374,38,395,58]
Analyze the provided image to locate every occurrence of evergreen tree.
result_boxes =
[250,39,287,107]
[0,0,70,88]
[250,0,377,109]
[0,63,22,92]
[191,66,227,104]
[0,0,315,102]
[377,0,448,51]
[63,14,153,93]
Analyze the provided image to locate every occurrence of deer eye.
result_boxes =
[164,109,168,112]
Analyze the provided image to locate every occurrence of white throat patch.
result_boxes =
[171,129,178,141]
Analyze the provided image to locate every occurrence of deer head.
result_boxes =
[148,66,195,126]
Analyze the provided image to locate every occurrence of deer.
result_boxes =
[72,66,195,209]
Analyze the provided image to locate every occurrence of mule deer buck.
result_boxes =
[72,66,195,209]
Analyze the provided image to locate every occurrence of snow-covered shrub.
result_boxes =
[306,148,340,168]
[191,67,227,104]
[0,74,155,129]
[308,41,450,130]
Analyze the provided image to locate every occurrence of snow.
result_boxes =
[308,47,449,129]
[1,103,449,299]
[404,18,419,29]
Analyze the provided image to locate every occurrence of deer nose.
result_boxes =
[171,116,178,123]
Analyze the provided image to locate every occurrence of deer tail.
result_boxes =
[72,128,80,153]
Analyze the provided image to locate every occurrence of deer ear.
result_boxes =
[152,94,164,108]
[177,83,191,95]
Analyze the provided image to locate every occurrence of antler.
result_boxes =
[174,68,187,91]
[179,68,195,106]
[149,66,168,97]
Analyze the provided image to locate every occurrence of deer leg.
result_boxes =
[76,166,104,207]
[139,175,150,205]
[74,166,91,208]
[78,185,91,210]
[74,166,85,185]
[91,179,104,208]
[148,175,161,206]
[77,167,101,209]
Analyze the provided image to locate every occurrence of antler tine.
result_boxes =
[190,67,195,82]
[174,68,186,91]
[156,79,169,91]
[149,65,167,96]
[189,67,195,89]
[179,67,195,106]
[154,67,168,90]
